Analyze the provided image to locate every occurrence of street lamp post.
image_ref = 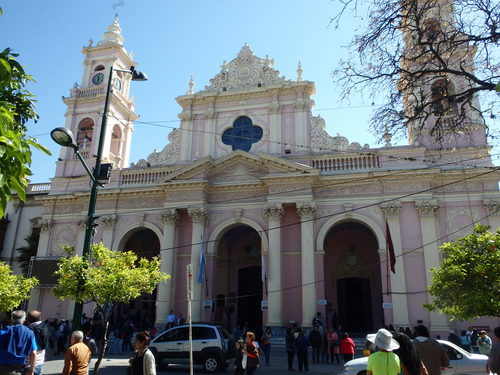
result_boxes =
[51,65,147,330]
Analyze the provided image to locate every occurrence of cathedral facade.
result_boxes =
[3,13,499,334]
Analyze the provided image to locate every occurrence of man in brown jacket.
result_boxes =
[413,325,449,375]
[62,331,91,375]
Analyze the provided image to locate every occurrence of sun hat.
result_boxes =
[374,328,400,351]
[366,333,376,343]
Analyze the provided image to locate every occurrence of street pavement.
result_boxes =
[41,348,347,375]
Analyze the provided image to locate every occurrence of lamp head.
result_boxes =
[51,127,79,150]
[130,66,148,81]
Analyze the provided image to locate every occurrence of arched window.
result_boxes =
[221,116,263,152]
[423,18,441,41]
[110,125,122,156]
[431,79,457,115]
[76,118,94,150]
[94,65,105,71]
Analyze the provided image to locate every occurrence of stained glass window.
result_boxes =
[222,116,263,152]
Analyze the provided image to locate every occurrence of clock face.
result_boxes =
[92,73,104,85]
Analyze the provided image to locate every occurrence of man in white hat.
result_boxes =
[367,328,401,375]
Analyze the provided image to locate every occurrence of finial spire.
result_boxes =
[187,76,195,95]
[297,61,303,81]
[98,17,124,46]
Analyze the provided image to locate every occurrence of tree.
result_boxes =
[331,0,500,142]
[0,261,38,312]
[426,224,500,320]
[0,45,50,217]
[16,230,40,275]
[53,243,170,375]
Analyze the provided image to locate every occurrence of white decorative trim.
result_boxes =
[161,209,180,225]
[202,45,288,93]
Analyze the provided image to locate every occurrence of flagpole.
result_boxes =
[187,264,193,375]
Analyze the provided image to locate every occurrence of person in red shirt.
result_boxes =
[340,332,356,363]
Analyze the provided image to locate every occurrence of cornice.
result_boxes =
[176,81,315,107]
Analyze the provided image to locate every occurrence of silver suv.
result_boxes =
[149,323,233,372]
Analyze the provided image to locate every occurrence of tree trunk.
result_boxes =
[92,310,111,375]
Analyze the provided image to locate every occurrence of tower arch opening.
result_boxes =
[323,221,383,333]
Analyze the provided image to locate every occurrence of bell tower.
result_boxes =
[400,0,488,150]
[55,18,139,178]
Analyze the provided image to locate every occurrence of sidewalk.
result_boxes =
[41,348,346,375]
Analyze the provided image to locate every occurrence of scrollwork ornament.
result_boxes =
[40,220,52,232]
[380,203,401,218]
[161,209,180,225]
[415,201,439,217]
[188,207,208,223]
[263,204,284,220]
[483,199,500,216]
[101,215,116,229]
[297,203,316,219]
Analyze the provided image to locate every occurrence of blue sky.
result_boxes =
[5,1,388,183]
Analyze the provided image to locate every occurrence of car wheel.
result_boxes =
[203,354,220,373]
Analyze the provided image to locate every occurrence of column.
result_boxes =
[268,99,282,154]
[29,220,51,310]
[294,92,309,152]
[298,203,316,327]
[483,200,500,230]
[179,111,194,161]
[100,215,116,249]
[37,220,52,256]
[416,200,449,331]
[204,107,216,156]
[381,204,410,327]
[263,204,284,327]
[75,218,87,256]
[188,207,208,322]
[156,209,179,326]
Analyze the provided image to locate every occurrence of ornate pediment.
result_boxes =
[201,45,289,93]
[162,150,317,185]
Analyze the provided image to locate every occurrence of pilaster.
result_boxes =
[157,209,180,326]
[483,199,500,230]
[268,101,282,154]
[188,206,208,322]
[297,202,316,327]
[415,200,449,331]
[380,203,410,327]
[74,218,87,256]
[100,215,116,249]
[263,204,284,327]
[37,220,52,257]
[179,111,194,161]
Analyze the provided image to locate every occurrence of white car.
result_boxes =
[342,340,488,375]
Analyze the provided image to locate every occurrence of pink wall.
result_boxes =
[281,205,302,324]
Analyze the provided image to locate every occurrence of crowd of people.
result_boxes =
[1,307,499,375]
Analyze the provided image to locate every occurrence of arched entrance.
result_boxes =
[214,225,262,332]
[323,221,383,333]
[116,228,160,330]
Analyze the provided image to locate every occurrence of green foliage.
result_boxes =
[0,261,38,312]
[426,225,500,320]
[53,243,170,306]
[53,243,170,374]
[16,230,40,274]
[0,47,50,217]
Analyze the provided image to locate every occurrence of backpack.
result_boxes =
[84,336,98,355]
[32,322,50,350]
